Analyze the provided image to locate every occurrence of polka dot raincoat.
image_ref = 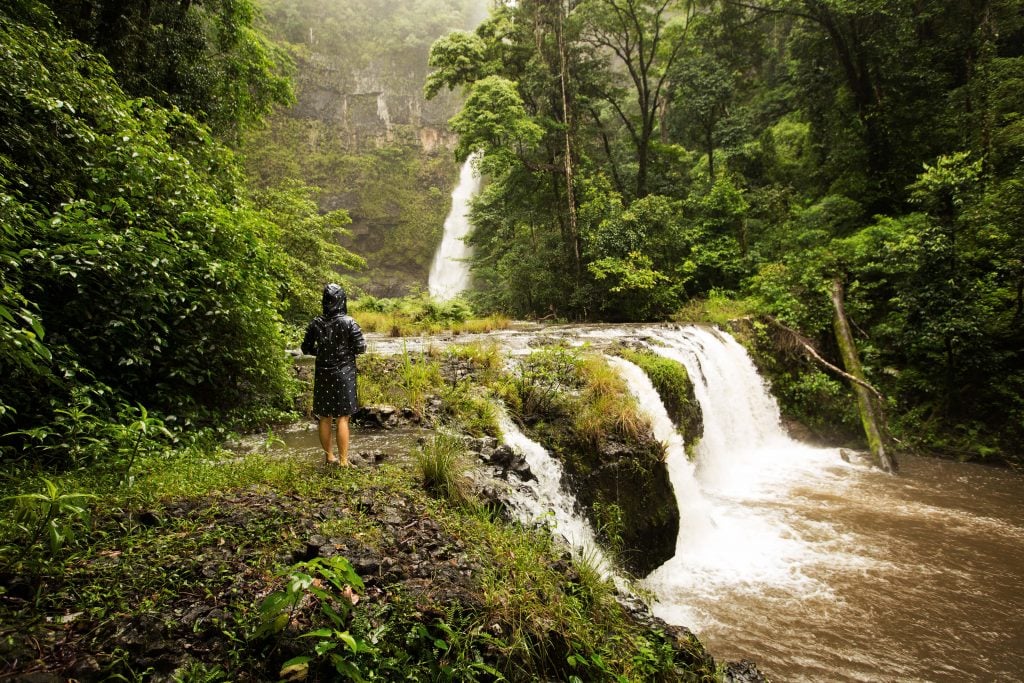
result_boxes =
[301,284,366,417]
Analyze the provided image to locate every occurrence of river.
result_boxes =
[635,326,1024,682]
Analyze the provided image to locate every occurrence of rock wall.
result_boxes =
[287,51,462,155]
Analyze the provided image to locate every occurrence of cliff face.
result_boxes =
[289,50,461,154]
[246,2,481,296]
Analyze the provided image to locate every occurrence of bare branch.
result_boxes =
[766,316,888,403]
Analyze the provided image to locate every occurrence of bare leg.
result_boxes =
[337,415,351,465]
[318,417,337,463]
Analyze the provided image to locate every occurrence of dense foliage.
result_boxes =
[39,0,295,143]
[0,3,318,461]
[427,0,1024,462]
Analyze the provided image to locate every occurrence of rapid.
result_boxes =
[632,326,1024,682]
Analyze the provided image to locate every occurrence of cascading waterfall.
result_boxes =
[428,153,481,301]
[633,326,854,625]
[621,325,1024,682]
[496,410,614,577]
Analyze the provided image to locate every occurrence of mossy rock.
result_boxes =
[533,422,678,577]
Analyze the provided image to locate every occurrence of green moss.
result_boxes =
[618,348,703,455]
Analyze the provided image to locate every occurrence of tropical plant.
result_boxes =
[5,477,95,556]
[255,556,371,681]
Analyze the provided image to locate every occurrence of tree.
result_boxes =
[579,0,696,198]
[1,5,293,448]
[253,181,365,325]
[42,0,295,143]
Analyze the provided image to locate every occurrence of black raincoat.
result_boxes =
[301,284,366,417]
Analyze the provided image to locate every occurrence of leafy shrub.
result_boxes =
[252,180,364,325]
[4,477,95,557]
[498,345,582,423]
[0,9,294,444]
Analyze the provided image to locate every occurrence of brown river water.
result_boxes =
[635,326,1024,682]
[672,452,1024,682]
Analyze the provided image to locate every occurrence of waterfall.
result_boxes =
[428,153,482,301]
[606,355,717,544]
[631,326,850,627]
[496,410,614,577]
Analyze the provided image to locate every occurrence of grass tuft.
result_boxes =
[415,431,472,506]
[350,295,511,336]
[573,355,650,447]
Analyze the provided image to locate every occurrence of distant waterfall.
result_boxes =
[428,153,481,301]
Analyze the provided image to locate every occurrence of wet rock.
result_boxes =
[348,453,370,468]
[1,573,34,601]
[488,445,534,481]
[724,659,770,683]
[351,554,381,577]
[300,535,327,560]
[381,508,404,526]
[16,674,63,683]
[840,448,873,466]
[180,605,212,629]
[488,444,515,467]
[466,435,498,461]
[356,449,388,465]
[137,510,161,527]
[507,453,534,481]
[70,655,101,678]
[353,404,399,428]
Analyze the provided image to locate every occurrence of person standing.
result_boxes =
[301,284,366,466]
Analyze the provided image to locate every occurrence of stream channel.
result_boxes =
[284,323,1024,682]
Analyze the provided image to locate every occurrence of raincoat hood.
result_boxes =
[321,283,348,317]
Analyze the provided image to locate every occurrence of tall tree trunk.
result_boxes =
[589,106,625,194]
[557,1,581,279]
[831,277,898,473]
[706,124,715,184]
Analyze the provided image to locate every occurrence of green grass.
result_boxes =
[350,295,512,337]
[357,349,444,416]
[573,355,651,448]
[672,290,760,326]
[0,437,716,681]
